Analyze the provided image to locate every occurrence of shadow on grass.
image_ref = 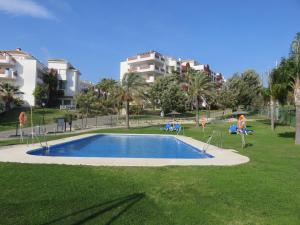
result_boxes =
[244,143,253,148]
[278,132,295,139]
[41,193,145,225]
[256,119,293,128]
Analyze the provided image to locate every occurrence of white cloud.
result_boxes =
[0,0,55,19]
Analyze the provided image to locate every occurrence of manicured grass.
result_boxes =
[0,121,300,224]
[0,107,68,131]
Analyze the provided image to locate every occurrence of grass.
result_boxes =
[0,107,68,131]
[0,120,300,224]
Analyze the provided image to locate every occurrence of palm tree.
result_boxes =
[95,78,117,99]
[188,71,214,127]
[120,73,147,128]
[291,33,300,144]
[0,82,23,112]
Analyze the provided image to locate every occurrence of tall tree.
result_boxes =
[33,69,63,107]
[225,70,262,109]
[121,73,147,129]
[149,74,187,114]
[76,88,98,127]
[290,32,300,144]
[0,82,23,111]
[95,78,117,99]
[188,71,214,127]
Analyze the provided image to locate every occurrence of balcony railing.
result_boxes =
[127,52,165,64]
[128,56,138,61]
[0,70,17,80]
[0,54,15,65]
[140,53,151,58]
[128,64,164,73]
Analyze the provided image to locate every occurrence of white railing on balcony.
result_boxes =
[0,54,15,65]
[127,52,165,64]
[0,70,16,80]
[128,65,165,74]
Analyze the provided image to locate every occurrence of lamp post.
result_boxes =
[42,102,46,126]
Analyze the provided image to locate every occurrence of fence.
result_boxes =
[256,106,295,127]
[5,109,234,138]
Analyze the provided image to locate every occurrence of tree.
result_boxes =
[121,73,147,129]
[149,74,187,114]
[216,83,238,109]
[32,84,48,106]
[95,78,121,114]
[225,70,262,109]
[76,88,97,116]
[290,32,300,144]
[33,69,63,107]
[95,78,117,99]
[0,82,23,112]
[76,88,98,127]
[188,71,214,127]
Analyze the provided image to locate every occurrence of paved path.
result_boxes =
[0,115,182,140]
[0,114,222,140]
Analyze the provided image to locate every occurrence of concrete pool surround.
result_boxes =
[0,133,249,167]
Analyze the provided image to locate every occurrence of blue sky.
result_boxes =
[0,0,299,84]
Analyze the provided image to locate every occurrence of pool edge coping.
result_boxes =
[0,133,250,167]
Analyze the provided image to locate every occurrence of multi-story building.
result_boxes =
[0,48,82,108]
[79,80,94,92]
[48,59,81,107]
[0,48,48,106]
[120,50,181,83]
[181,59,225,86]
[120,51,224,86]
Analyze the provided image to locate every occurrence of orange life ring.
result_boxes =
[19,112,27,127]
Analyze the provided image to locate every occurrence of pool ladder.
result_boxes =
[26,126,49,150]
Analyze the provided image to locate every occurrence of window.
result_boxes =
[64,100,71,105]
[58,80,67,90]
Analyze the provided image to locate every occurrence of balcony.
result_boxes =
[0,70,17,80]
[128,64,165,74]
[127,52,165,65]
[0,54,15,66]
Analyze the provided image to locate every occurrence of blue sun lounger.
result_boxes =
[165,123,173,131]
[174,123,181,132]
[229,124,238,134]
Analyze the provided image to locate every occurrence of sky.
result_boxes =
[0,0,299,84]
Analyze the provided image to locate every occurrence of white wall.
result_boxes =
[14,59,37,106]
[120,61,129,81]
[48,61,80,98]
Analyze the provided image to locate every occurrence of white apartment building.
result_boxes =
[120,50,181,83]
[79,80,94,92]
[0,48,82,108]
[48,59,81,106]
[181,59,225,86]
[0,48,48,106]
[120,51,224,86]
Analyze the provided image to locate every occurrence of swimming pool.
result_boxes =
[28,134,213,159]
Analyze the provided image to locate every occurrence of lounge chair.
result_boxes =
[164,123,173,131]
[174,123,181,132]
[229,124,238,134]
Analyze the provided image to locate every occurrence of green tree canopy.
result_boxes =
[226,70,262,109]
[149,74,187,114]
[0,82,23,112]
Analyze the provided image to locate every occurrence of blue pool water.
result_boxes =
[28,134,213,159]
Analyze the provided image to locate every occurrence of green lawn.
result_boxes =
[0,120,300,224]
[0,107,69,132]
